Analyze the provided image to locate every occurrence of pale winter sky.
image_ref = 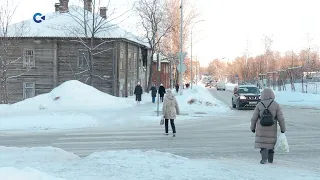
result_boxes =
[4,0,320,66]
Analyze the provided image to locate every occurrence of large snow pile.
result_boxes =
[3,80,136,112]
[0,80,151,131]
[155,85,230,119]
[0,146,319,180]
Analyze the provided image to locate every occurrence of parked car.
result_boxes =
[232,85,261,110]
[216,81,226,91]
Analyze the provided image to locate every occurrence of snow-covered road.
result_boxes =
[1,87,320,175]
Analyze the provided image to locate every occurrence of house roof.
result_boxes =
[6,5,149,47]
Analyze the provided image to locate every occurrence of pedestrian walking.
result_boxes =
[134,82,143,106]
[162,89,180,137]
[158,84,166,102]
[175,83,179,93]
[151,84,157,103]
[250,88,286,164]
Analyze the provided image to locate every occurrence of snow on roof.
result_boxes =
[6,5,149,47]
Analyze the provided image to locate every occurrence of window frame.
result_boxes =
[23,49,35,68]
[23,82,35,99]
[77,50,89,69]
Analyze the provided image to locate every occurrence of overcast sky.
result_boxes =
[4,0,320,66]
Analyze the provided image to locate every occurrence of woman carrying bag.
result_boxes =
[250,88,286,164]
[162,89,180,137]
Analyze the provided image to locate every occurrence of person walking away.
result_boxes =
[134,82,143,106]
[151,84,157,103]
[250,88,286,164]
[175,83,179,93]
[162,89,180,137]
[158,84,166,102]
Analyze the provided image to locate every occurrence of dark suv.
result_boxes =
[232,85,261,110]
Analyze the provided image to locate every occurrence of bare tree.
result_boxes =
[0,0,29,103]
[55,0,130,86]
[162,0,198,84]
[134,0,173,91]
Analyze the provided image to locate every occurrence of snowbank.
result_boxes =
[2,80,140,112]
[0,80,151,131]
[0,167,64,180]
[0,146,319,180]
[155,85,230,119]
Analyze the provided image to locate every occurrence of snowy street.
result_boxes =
[1,87,320,178]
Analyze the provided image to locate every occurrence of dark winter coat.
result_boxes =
[134,85,143,95]
[151,86,157,97]
[250,89,286,149]
[159,86,166,97]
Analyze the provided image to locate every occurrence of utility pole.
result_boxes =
[157,53,160,116]
[291,50,294,68]
[179,0,184,94]
[190,29,193,89]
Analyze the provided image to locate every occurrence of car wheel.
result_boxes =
[236,100,241,110]
[232,99,236,108]
[223,89,226,91]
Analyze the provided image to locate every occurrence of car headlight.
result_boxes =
[240,95,246,99]
[259,96,261,99]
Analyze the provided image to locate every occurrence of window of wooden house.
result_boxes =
[120,53,124,70]
[23,49,35,67]
[78,50,89,68]
[128,53,132,70]
[133,53,137,70]
[23,82,35,99]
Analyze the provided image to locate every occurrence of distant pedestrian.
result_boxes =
[134,82,143,106]
[175,83,179,93]
[158,84,166,102]
[151,84,157,103]
[162,89,180,137]
[250,88,286,164]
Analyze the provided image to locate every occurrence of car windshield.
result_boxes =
[239,87,260,94]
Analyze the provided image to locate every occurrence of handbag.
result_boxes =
[160,117,164,125]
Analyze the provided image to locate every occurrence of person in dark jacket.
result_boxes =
[151,84,157,103]
[158,84,166,102]
[134,82,143,106]
[175,84,179,93]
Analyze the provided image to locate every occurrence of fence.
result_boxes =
[264,67,320,94]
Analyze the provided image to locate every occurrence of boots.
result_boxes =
[260,148,268,164]
[268,149,274,163]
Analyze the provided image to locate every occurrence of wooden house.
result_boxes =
[0,0,150,103]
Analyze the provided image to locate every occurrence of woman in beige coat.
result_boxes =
[162,89,180,137]
[251,88,286,164]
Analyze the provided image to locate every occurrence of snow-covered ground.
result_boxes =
[0,146,319,180]
[226,82,320,108]
[0,80,229,131]
[154,85,230,119]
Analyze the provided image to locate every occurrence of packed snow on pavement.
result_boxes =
[0,80,229,131]
[0,146,319,180]
[226,83,320,108]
